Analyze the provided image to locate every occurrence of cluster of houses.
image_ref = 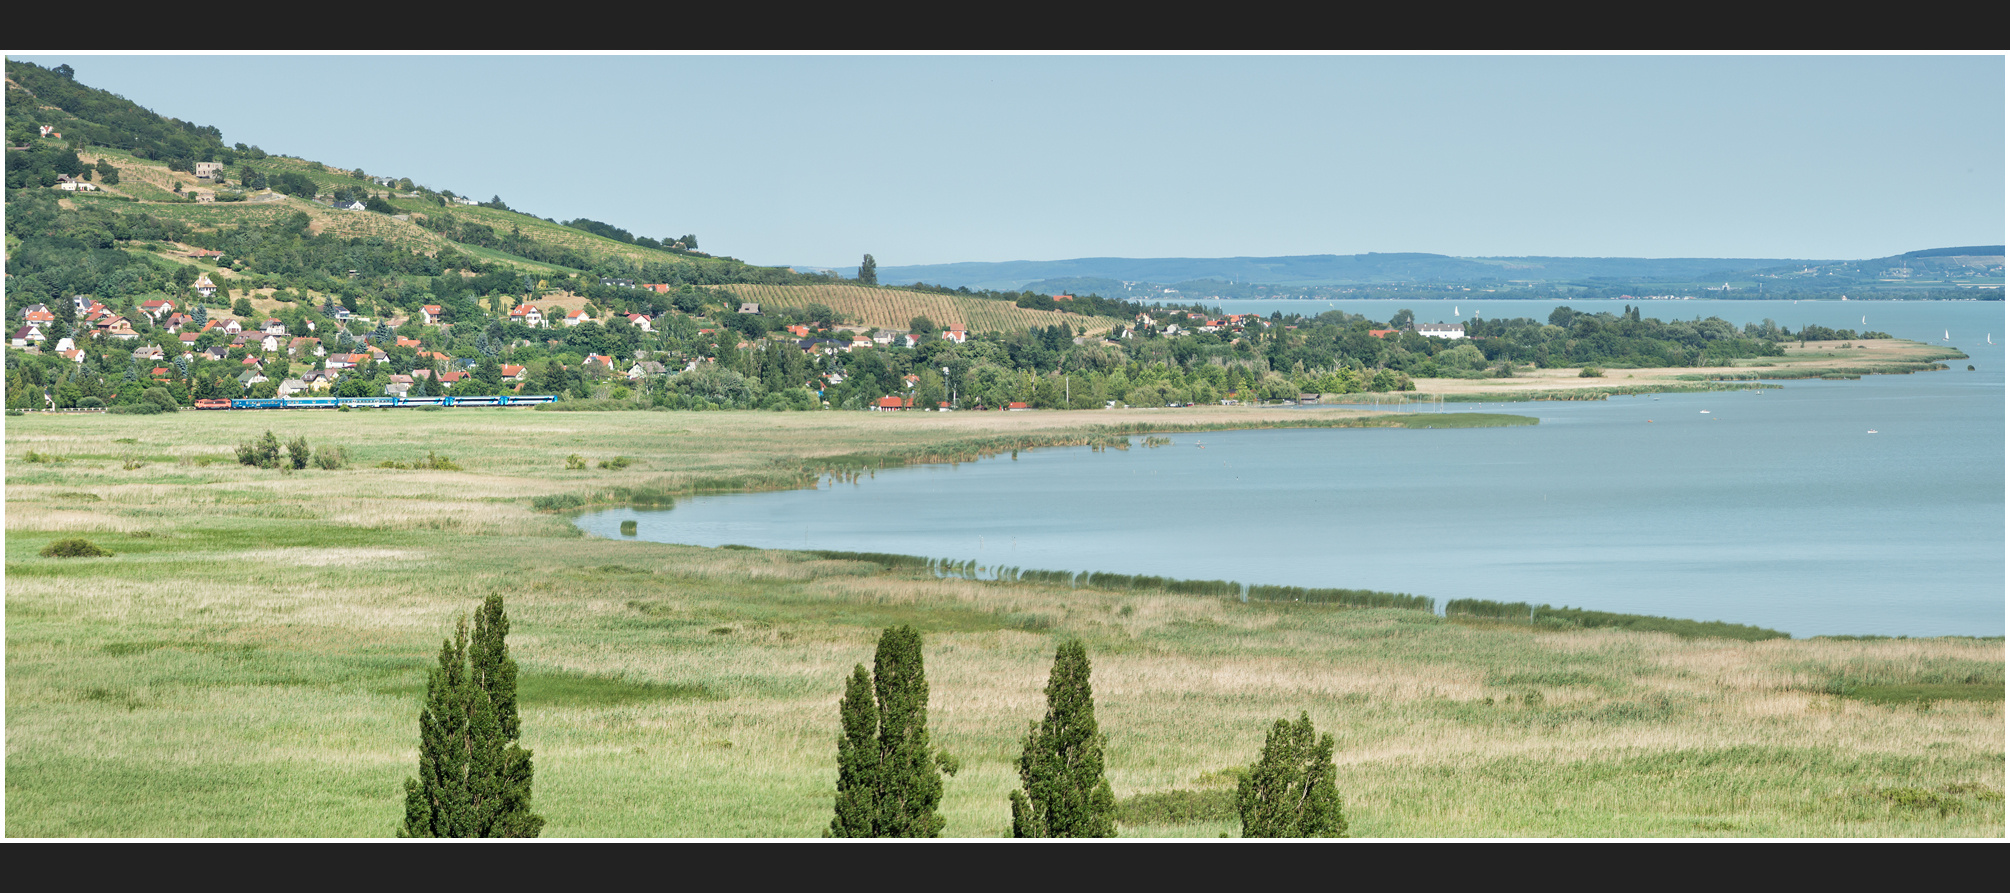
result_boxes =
[13,288,745,401]
[1125,309,1465,342]
[1127,310,1271,340]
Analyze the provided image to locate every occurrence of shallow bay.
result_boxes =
[580,300,2005,638]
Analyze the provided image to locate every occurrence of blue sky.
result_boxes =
[10,53,2004,267]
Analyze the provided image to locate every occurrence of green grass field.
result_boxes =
[5,407,2002,837]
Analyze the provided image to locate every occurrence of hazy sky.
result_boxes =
[10,53,2004,267]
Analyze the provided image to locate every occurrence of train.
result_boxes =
[193,394,559,410]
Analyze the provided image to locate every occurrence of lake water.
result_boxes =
[579,300,2006,638]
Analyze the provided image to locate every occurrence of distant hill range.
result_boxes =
[870,248,2006,297]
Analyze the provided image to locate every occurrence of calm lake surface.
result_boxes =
[580,299,2005,638]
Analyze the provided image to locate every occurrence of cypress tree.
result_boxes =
[400,595,544,838]
[873,625,943,837]
[828,625,945,837]
[828,665,879,837]
[1009,640,1116,838]
[1236,712,1345,838]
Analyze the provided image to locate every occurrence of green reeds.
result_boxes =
[1443,599,1788,641]
[1248,584,1433,612]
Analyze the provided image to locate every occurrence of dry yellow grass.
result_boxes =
[704,283,1112,334]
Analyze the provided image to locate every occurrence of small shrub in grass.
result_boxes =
[1580,366,1605,378]
[530,493,584,511]
[565,454,587,470]
[414,451,461,471]
[236,431,282,469]
[598,456,631,470]
[313,446,349,469]
[42,538,112,558]
[286,437,311,469]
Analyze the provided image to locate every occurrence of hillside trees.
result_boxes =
[1009,640,1116,837]
[828,625,946,837]
[859,254,877,286]
[400,595,544,838]
[1237,712,1345,838]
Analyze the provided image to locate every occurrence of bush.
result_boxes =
[1580,366,1606,378]
[42,538,112,558]
[142,386,178,412]
[1237,713,1345,838]
[414,451,461,471]
[312,445,349,470]
[286,436,310,469]
[565,454,587,470]
[77,397,105,409]
[598,456,631,470]
[236,431,282,468]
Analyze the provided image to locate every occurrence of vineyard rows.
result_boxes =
[702,283,1114,334]
[441,205,702,269]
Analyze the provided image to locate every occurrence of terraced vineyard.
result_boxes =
[703,283,1114,334]
[306,206,456,249]
[420,204,707,270]
[74,192,301,228]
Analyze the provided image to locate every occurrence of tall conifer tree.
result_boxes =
[400,595,544,838]
[829,665,879,837]
[1009,640,1116,838]
[828,625,945,837]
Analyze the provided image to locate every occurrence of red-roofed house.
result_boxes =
[420,305,443,325]
[95,316,139,341]
[509,304,546,328]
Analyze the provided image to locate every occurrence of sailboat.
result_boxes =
[1454,306,1460,317]
[1944,330,1951,341]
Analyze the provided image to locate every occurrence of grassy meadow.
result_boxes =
[4,407,2002,837]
